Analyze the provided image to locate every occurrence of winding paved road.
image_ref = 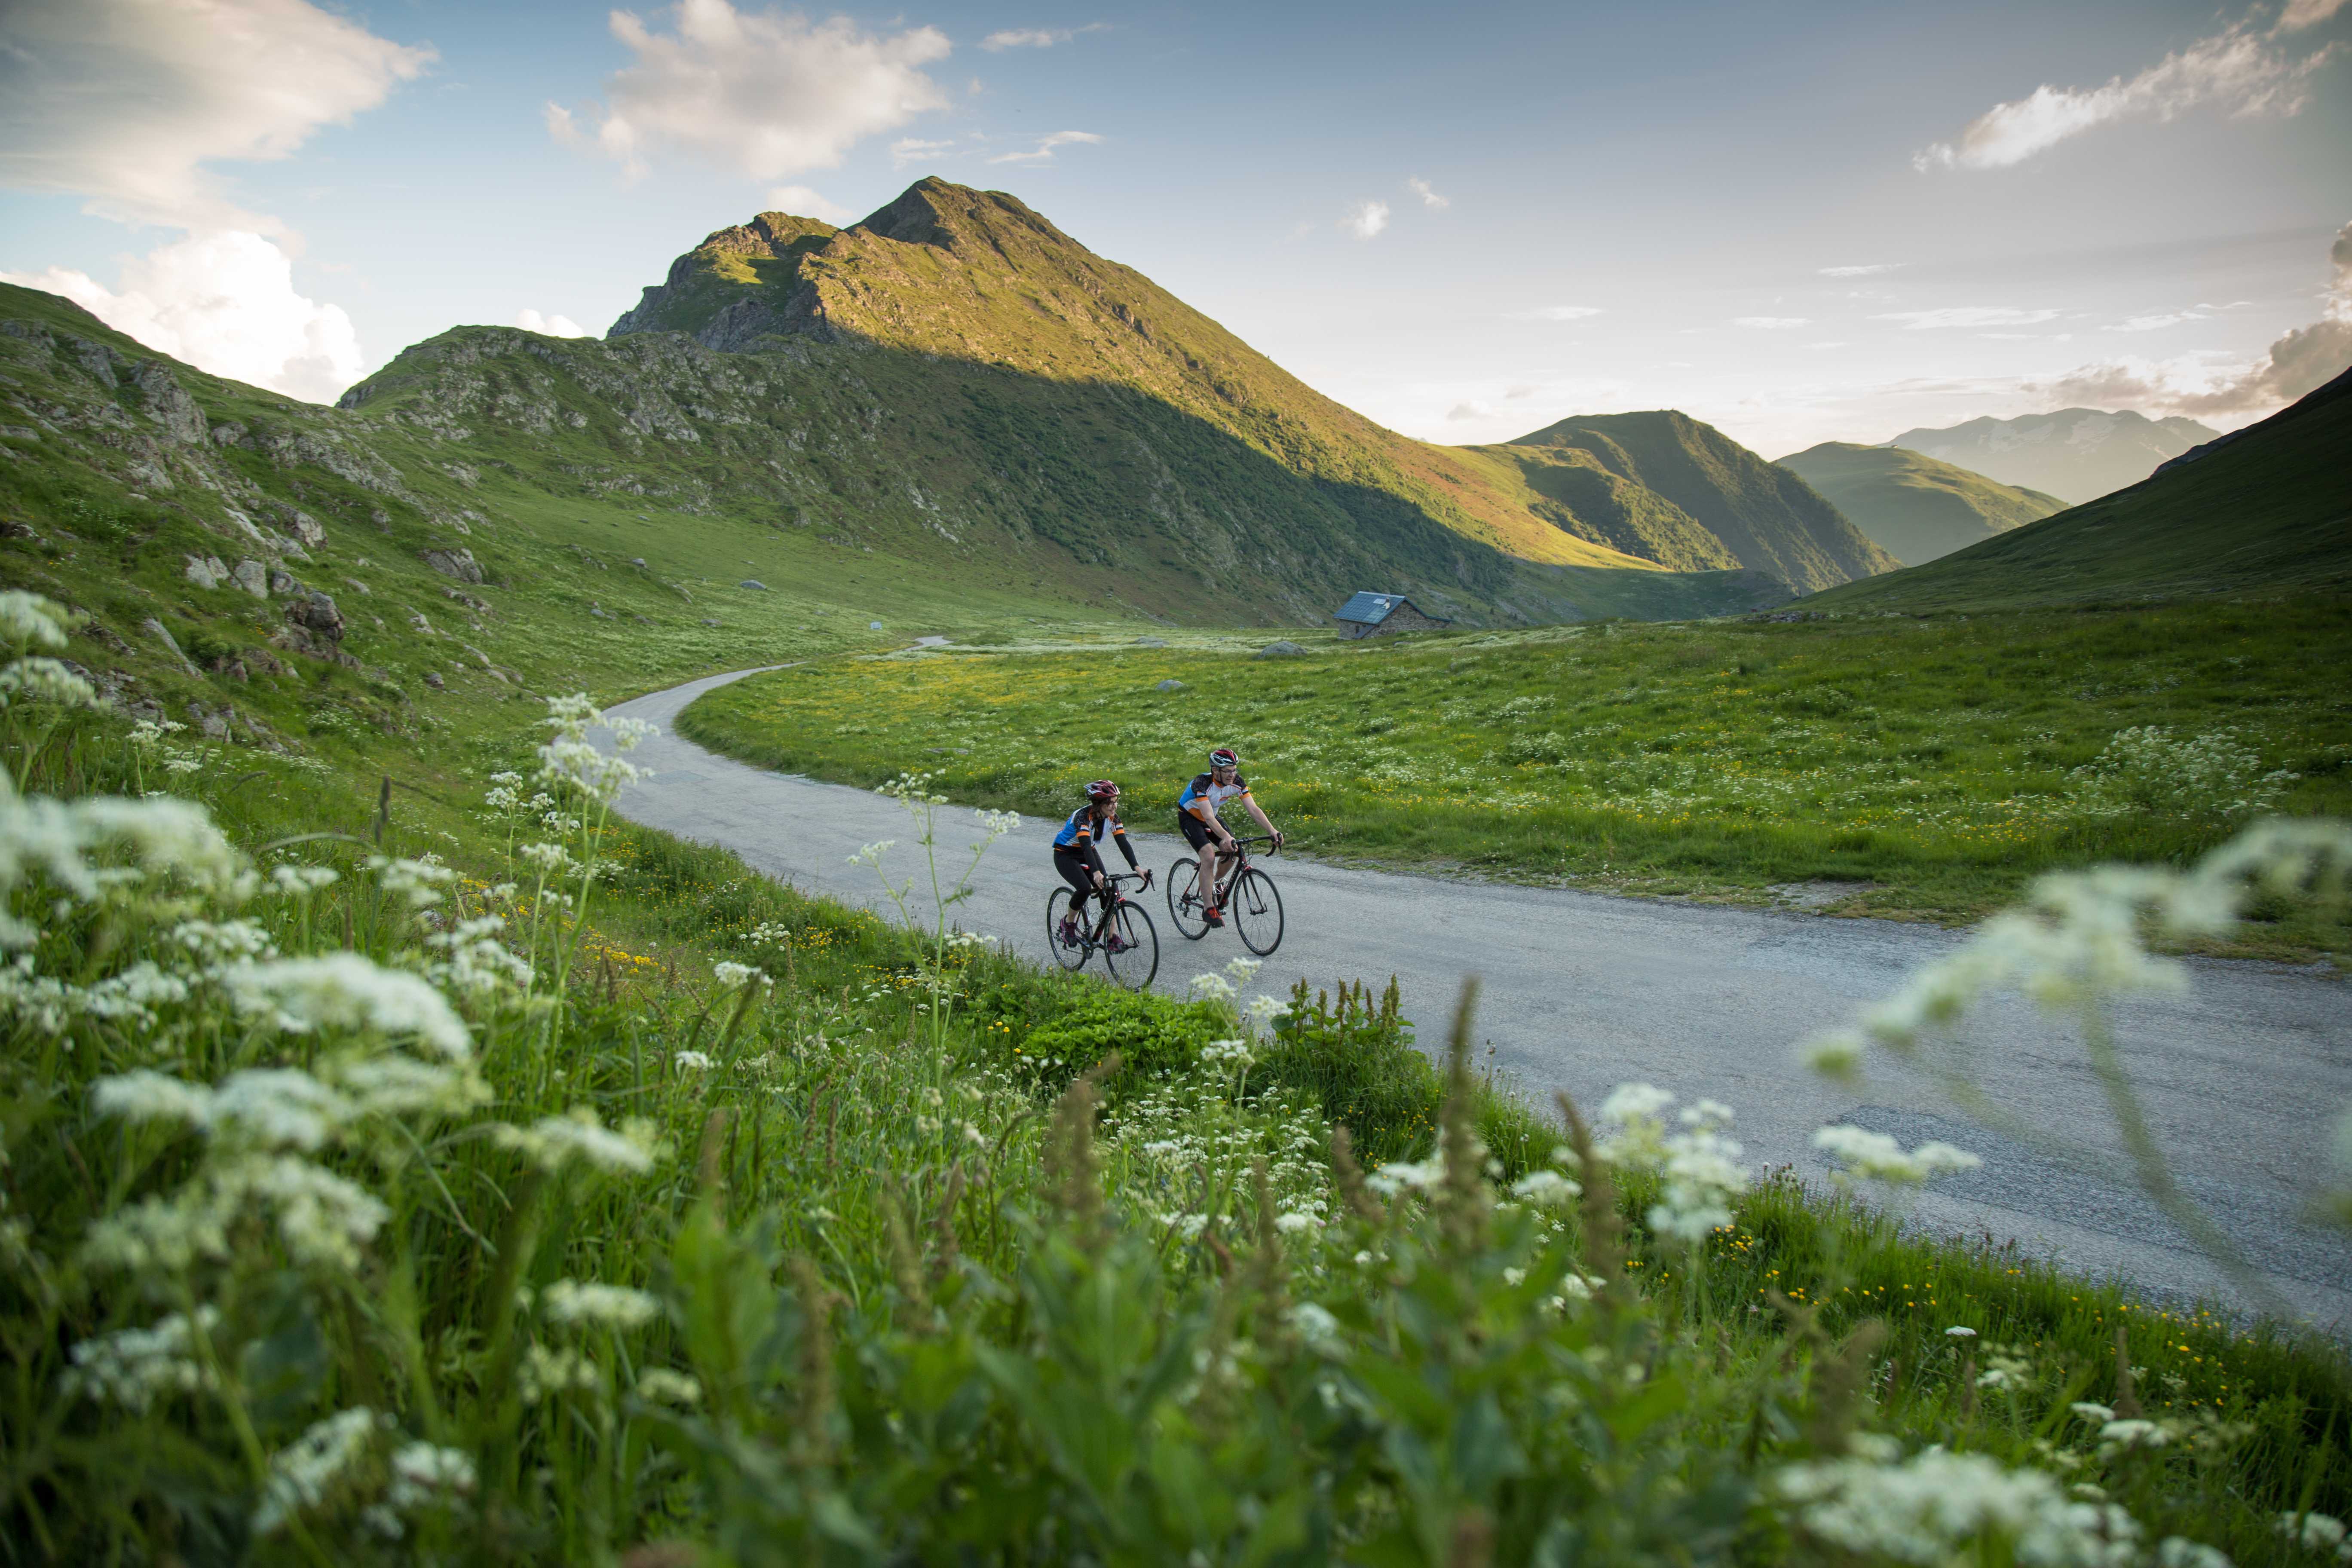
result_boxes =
[606,666,2352,1327]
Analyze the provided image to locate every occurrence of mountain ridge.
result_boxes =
[1809,366,2352,611]
[1883,407,2219,505]
[607,178,1886,597]
[1774,441,2066,567]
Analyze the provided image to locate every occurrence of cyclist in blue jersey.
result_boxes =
[1054,779,1147,949]
[1176,746,1281,928]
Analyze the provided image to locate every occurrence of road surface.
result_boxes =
[603,666,2352,1326]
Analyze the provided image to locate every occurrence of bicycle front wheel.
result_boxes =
[1228,867,1285,957]
[1103,900,1160,991]
[1167,860,1210,940]
[1045,888,1089,971]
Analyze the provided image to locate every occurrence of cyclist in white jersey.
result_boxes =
[1175,746,1282,928]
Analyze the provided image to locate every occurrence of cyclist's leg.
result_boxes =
[1053,848,1095,932]
[1179,810,1222,914]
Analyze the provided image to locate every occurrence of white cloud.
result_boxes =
[986,130,1103,165]
[765,184,852,222]
[1915,18,2338,171]
[1345,200,1390,240]
[0,0,433,229]
[1527,305,1603,321]
[2278,0,2351,28]
[3,230,363,404]
[1732,315,1809,329]
[1447,400,1499,422]
[1408,177,1449,209]
[514,310,590,338]
[1873,306,2063,329]
[550,1,951,180]
[891,137,957,168]
[1820,263,1900,277]
[981,24,1102,49]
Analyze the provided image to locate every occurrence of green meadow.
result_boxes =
[680,596,2352,953]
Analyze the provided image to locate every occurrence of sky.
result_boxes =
[2,0,2348,456]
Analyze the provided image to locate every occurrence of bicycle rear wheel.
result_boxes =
[1228,867,1285,957]
[1045,888,1089,971]
[1167,860,1209,940]
[1103,900,1160,991]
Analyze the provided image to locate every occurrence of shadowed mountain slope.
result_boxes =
[1884,408,2219,505]
[1775,442,2066,567]
[1809,366,2352,612]
[1463,411,1896,594]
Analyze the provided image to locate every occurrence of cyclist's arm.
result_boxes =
[1239,792,1276,838]
[1109,818,1140,870]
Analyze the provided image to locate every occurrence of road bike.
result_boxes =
[1167,833,1285,956]
[1045,870,1160,990]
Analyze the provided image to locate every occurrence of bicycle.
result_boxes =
[1045,870,1160,990]
[1167,834,1285,956]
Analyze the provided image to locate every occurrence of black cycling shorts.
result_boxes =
[1054,845,1103,906]
[1177,810,1220,851]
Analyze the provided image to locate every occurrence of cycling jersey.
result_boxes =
[1053,806,1136,861]
[1178,772,1251,821]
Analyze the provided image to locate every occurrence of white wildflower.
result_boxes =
[1945,1325,1978,1340]
[518,1343,600,1403]
[1778,1448,2143,1567]
[2070,1402,2115,1424]
[368,854,456,911]
[254,1407,384,1534]
[0,591,70,650]
[2099,1419,2170,1451]
[92,1069,217,1130]
[172,917,277,965]
[497,1107,658,1175]
[712,960,769,988]
[1510,1169,1583,1207]
[2153,1538,2231,1568]
[384,1441,474,1516]
[1273,1210,1316,1234]
[672,1050,714,1074]
[542,1279,662,1331]
[219,953,471,1060]
[0,656,99,709]
[635,1368,703,1407]
[1290,1302,1341,1346]
[2280,1513,2347,1556]
[266,864,340,897]
[61,1308,219,1410]
[1813,1125,1981,1187]
[1187,971,1236,1003]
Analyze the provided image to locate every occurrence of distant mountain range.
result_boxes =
[1775,442,2066,567]
[1809,366,2352,612]
[1883,409,2219,505]
[1467,413,1895,590]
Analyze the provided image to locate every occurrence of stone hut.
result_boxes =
[1332,591,1451,640]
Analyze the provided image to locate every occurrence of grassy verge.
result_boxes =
[678,596,2352,955]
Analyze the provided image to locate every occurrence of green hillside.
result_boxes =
[1885,408,2219,505]
[1775,441,2066,567]
[1466,410,1898,593]
[1809,365,2352,612]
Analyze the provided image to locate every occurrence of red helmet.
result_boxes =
[1084,779,1121,803]
[1208,747,1240,769]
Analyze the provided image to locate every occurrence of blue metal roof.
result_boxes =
[1334,591,1406,625]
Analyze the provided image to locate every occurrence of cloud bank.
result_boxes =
[514,310,590,338]
[3,231,364,403]
[2040,220,2352,415]
[981,25,1102,50]
[1916,16,2338,171]
[550,0,951,179]
[0,0,434,230]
